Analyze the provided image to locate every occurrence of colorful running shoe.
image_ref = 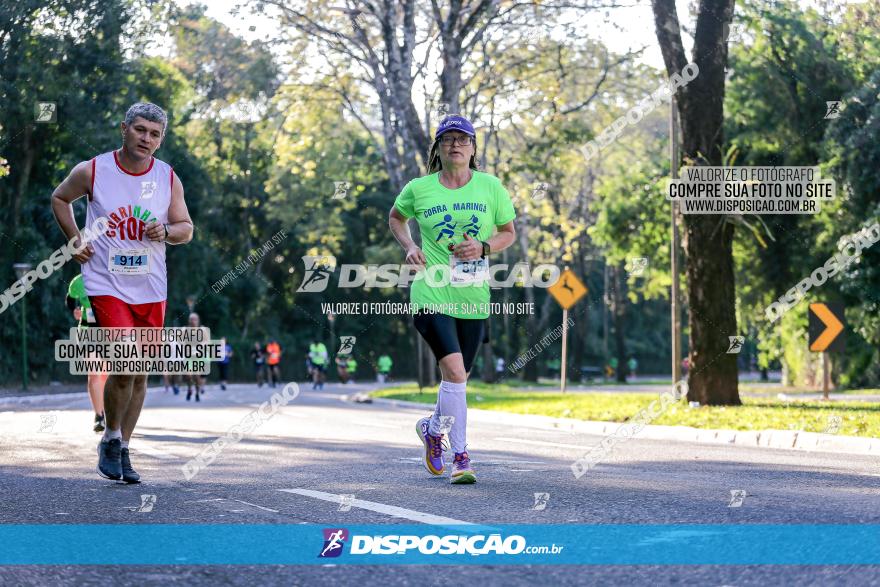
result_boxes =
[416,417,445,475]
[450,451,476,484]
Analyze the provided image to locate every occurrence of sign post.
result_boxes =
[547,267,588,393]
[822,352,830,400]
[808,302,845,401]
[561,308,569,392]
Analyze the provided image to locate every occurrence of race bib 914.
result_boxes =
[108,247,150,275]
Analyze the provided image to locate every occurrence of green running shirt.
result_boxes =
[68,274,94,328]
[394,171,516,319]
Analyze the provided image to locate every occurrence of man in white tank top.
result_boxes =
[50,102,193,483]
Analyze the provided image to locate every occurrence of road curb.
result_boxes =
[366,397,880,457]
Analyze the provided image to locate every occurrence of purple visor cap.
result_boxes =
[435,115,476,140]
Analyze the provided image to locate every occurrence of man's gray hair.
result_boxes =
[124,102,167,133]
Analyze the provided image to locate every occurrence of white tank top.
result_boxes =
[81,150,173,304]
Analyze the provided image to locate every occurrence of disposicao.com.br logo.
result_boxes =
[319,528,564,557]
[296,255,560,293]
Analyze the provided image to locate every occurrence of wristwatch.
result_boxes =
[480,240,490,257]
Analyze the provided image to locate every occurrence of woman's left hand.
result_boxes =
[453,234,483,261]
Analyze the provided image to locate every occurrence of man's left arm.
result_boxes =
[146,172,193,245]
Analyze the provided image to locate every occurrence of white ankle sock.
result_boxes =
[120,440,129,450]
[430,380,468,453]
[102,428,122,442]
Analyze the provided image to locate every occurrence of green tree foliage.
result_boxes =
[726,0,879,387]
[1,0,877,390]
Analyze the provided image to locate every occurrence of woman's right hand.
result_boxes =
[405,245,426,268]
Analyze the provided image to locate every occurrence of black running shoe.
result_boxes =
[97,438,122,480]
[93,413,105,434]
[186,390,192,401]
[121,448,140,484]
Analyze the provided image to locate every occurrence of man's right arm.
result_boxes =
[51,161,93,263]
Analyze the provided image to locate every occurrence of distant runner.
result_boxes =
[346,356,357,384]
[266,339,282,388]
[308,339,327,390]
[376,353,393,383]
[66,273,106,433]
[186,312,204,402]
[218,338,232,390]
[251,342,266,387]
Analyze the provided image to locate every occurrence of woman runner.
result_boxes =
[388,114,516,484]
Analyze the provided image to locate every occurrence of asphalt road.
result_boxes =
[1,381,879,585]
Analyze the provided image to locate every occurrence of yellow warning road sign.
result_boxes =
[548,269,587,310]
[809,302,845,352]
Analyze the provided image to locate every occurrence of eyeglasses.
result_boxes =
[438,135,474,147]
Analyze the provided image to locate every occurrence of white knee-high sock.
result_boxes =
[429,380,467,453]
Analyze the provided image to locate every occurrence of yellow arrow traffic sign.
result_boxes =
[809,303,845,352]
[548,269,587,310]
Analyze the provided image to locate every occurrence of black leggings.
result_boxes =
[413,312,485,373]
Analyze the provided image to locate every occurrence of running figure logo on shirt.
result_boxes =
[432,214,457,242]
[319,528,349,558]
[462,214,481,237]
[140,181,157,200]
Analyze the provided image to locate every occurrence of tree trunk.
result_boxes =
[13,124,34,231]
[516,221,539,382]
[652,0,740,405]
[682,216,740,404]
[481,341,494,383]
[440,41,462,112]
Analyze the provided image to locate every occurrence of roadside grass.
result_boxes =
[372,382,880,438]
[739,383,880,396]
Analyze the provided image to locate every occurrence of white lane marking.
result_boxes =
[348,420,400,430]
[134,443,179,460]
[278,488,475,526]
[231,499,279,513]
[494,437,586,450]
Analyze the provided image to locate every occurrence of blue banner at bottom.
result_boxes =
[1,524,879,565]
